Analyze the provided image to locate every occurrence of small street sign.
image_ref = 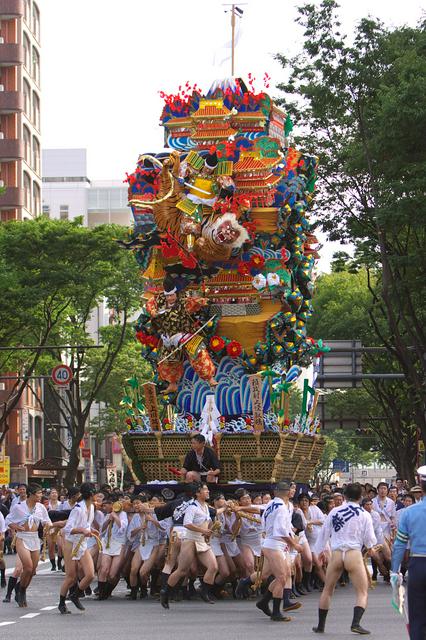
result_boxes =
[51,364,73,389]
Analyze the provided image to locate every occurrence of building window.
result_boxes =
[34,416,42,461]
[23,32,30,70]
[24,0,30,25]
[32,135,40,174]
[42,204,50,217]
[32,91,40,130]
[60,204,69,220]
[23,79,31,118]
[23,171,31,210]
[32,3,40,42]
[23,124,31,165]
[33,181,41,216]
[32,47,40,85]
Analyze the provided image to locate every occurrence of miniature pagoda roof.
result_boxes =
[192,125,238,140]
[232,111,265,120]
[192,99,232,119]
[235,174,282,190]
[164,117,193,128]
[233,154,281,173]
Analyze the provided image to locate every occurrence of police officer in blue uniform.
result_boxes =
[391,465,426,640]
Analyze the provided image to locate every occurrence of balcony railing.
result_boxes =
[0,138,24,160]
[0,0,25,18]
[0,43,24,66]
[0,91,24,113]
[0,186,24,208]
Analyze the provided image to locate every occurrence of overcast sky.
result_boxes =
[39,0,424,267]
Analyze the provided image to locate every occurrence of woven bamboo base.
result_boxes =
[122,431,325,484]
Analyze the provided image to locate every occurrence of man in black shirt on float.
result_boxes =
[181,434,221,483]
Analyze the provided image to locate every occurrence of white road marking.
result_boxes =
[0,621,17,626]
[40,605,57,611]
[19,613,41,619]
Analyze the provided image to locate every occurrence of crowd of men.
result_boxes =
[0,469,425,637]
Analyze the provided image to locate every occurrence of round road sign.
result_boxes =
[51,364,73,386]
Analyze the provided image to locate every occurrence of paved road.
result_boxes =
[0,557,407,639]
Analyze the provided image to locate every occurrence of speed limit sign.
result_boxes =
[51,364,73,389]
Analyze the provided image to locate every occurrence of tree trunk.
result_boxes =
[63,434,82,488]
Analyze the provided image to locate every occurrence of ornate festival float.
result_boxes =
[120,76,329,485]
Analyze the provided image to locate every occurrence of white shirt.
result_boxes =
[183,500,211,528]
[305,505,325,545]
[63,499,94,544]
[262,498,292,541]
[239,512,262,537]
[128,513,159,544]
[368,509,384,544]
[315,501,376,554]
[6,500,51,530]
[372,496,396,536]
[102,511,128,544]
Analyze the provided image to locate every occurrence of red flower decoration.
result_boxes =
[237,261,250,276]
[210,336,225,353]
[226,340,243,358]
[249,254,265,269]
[280,247,290,263]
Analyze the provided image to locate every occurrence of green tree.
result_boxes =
[308,269,417,482]
[275,1,426,448]
[0,217,145,484]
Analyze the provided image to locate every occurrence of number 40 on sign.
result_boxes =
[51,364,73,389]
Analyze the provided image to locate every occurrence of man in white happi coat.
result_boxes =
[312,483,377,635]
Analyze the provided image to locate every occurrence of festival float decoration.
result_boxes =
[120,77,329,484]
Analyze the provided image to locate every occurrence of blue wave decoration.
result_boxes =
[175,357,271,416]
[167,135,197,151]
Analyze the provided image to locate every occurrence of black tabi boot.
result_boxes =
[313,608,328,633]
[160,583,170,609]
[50,558,56,571]
[69,584,85,610]
[199,581,214,603]
[150,568,160,596]
[96,581,107,600]
[14,581,20,603]
[57,556,63,572]
[1,567,6,588]
[3,576,17,602]
[295,580,307,595]
[18,586,27,608]
[256,588,273,617]
[58,594,71,614]
[105,581,115,598]
[235,576,254,598]
[130,586,138,600]
[283,587,302,611]
[351,606,370,635]
[303,570,313,592]
[271,596,291,622]
[160,572,170,589]
[85,586,92,596]
[371,559,378,581]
